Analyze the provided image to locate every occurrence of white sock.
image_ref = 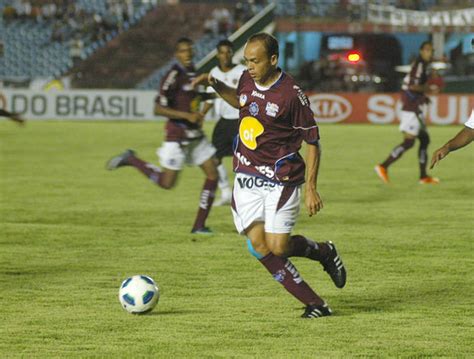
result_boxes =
[217,163,231,198]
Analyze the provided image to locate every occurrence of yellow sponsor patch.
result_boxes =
[239,116,264,150]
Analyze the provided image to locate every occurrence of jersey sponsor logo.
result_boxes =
[265,102,279,117]
[235,151,251,166]
[308,94,352,123]
[255,165,275,179]
[249,102,259,116]
[236,176,277,189]
[239,94,247,107]
[239,116,264,150]
[251,90,265,99]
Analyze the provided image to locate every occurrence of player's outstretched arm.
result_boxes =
[430,127,474,168]
[0,109,25,125]
[154,104,203,124]
[305,142,323,217]
[192,73,239,109]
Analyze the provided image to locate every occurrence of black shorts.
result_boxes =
[212,118,239,160]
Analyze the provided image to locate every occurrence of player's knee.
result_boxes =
[158,179,175,190]
[403,138,415,149]
[268,242,290,257]
[246,239,267,259]
[205,165,219,181]
[207,172,218,181]
[419,133,430,147]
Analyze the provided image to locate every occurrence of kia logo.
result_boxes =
[309,94,352,123]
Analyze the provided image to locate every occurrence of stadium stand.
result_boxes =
[0,0,155,81]
[0,0,471,89]
[72,2,235,89]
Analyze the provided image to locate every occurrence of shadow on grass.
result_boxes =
[143,309,209,316]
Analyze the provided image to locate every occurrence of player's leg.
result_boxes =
[263,232,331,318]
[262,184,334,317]
[191,139,218,233]
[106,147,180,189]
[283,234,346,288]
[0,109,25,125]
[212,119,234,206]
[418,129,439,184]
[375,111,418,183]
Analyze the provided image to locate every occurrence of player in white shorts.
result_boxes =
[106,37,218,234]
[232,173,301,234]
[375,41,440,184]
[157,138,215,171]
[430,109,474,168]
[193,33,346,319]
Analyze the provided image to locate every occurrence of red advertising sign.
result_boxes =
[307,93,474,125]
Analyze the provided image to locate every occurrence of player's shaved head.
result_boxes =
[247,33,279,59]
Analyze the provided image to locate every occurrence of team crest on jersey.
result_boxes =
[239,94,247,107]
[265,102,279,117]
[239,116,264,150]
[249,102,259,116]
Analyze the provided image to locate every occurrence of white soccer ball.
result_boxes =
[119,275,159,314]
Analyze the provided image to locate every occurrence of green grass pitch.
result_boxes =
[0,120,472,357]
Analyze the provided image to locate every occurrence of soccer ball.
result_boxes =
[119,275,159,314]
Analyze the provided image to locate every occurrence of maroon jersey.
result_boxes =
[401,56,429,113]
[156,63,204,142]
[234,70,319,186]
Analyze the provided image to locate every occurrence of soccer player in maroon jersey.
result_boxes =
[375,41,440,184]
[0,109,24,125]
[107,37,218,234]
[193,33,346,318]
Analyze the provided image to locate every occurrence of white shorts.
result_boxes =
[399,111,424,136]
[157,138,216,171]
[231,173,301,234]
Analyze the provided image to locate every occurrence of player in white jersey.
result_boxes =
[202,40,246,206]
[430,109,474,168]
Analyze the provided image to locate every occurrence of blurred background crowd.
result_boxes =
[0,0,472,93]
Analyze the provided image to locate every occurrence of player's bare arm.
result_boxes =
[201,102,213,116]
[154,104,203,124]
[192,73,239,109]
[210,77,239,109]
[430,127,474,168]
[305,142,323,217]
[0,108,25,125]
